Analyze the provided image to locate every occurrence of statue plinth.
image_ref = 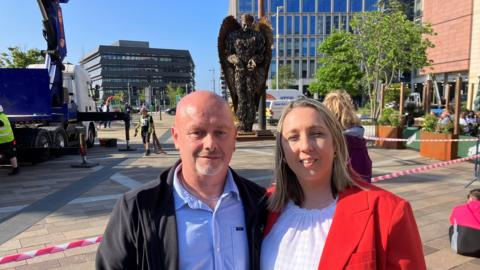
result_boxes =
[236,129,275,142]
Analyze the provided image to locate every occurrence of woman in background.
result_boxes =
[323,90,372,182]
[261,98,425,270]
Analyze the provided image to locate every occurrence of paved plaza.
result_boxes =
[1,114,480,269]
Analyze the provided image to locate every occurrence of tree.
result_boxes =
[271,65,296,89]
[309,31,363,96]
[349,10,434,119]
[0,46,44,68]
[176,86,186,97]
[166,83,177,107]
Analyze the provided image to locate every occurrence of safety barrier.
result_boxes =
[364,136,479,142]
[371,154,480,182]
[0,236,102,265]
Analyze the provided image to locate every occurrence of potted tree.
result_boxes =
[419,114,457,161]
[376,108,405,149]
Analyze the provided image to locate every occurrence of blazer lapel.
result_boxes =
[318,187,372,269]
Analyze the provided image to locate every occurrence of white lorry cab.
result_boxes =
[266,89,305,124]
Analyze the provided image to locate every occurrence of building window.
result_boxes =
[317,15,324,35]
[287,39,292,56]
[309,38,316,57]
[287,16,293,34]
[271,0,284,13]
[286,0,299,12]
[239,0,252,13]
[309,16,316,35]
[365,0,378,11]
[349,0,363,12]
[333,15,339,30]
[279,38,285,57]
[279,16,285,35]
[325,15,331,34]
[294,38,300,56]
[341,15,347,30]
[302,38,307,56]
[294,60,300,77]
[309,60,316,78]
[302,15,308,34]
[333,0,347,12]
[294,16,300,34]
[302,60,308,78]
[318,0,331,13]
[302,0,315,12]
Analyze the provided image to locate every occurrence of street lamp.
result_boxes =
[275,5,284,91]
[209,68,215,93]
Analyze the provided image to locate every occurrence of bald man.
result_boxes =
[97,91,268,270]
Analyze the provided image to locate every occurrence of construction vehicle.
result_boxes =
[0,0,129,162]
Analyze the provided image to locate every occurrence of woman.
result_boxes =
[323,90,372,182]
[261,99,425,270]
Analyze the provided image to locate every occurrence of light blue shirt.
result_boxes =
[173,164,248,270]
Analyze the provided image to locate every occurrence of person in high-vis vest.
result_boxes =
[134,107,154,156]
[0,105,19,175]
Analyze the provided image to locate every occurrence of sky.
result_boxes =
[0,0,231,93]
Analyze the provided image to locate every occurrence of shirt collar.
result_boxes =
[172,163,241,210]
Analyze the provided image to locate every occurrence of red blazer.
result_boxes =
[265,183,426,270]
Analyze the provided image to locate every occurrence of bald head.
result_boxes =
[175,91,234,127]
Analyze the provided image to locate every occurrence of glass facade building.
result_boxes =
[80,40,195,106]
[230,0,378,92]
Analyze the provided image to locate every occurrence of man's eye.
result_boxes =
[287,135,299,141]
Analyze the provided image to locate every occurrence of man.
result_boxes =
[449,189,480,257]
[0,105,19,176]
[96,91,268,269]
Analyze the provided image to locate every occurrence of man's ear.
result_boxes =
[171,127,180,150]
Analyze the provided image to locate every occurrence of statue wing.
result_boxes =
[218,16,241,112]
[254,17,274,109]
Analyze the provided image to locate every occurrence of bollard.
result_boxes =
[71,134,99,168]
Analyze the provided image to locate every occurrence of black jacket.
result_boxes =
[96,161,268,270]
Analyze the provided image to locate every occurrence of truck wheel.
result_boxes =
[34,129,51,162]
[53,128,68,156]
[86,124,95,148]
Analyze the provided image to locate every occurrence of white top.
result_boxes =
[260,199,337,270]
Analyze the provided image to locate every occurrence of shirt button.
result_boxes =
[216,247,220,252]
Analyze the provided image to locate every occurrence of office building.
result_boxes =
[80,40,195,107]
[415,0,480,109]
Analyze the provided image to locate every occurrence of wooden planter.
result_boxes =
[375,125,405,149]
[419,131,458,161]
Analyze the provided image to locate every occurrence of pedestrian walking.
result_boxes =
[0,105,19,176]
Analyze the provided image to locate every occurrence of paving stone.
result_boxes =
[425,247,474,269]
[15,259,60,270]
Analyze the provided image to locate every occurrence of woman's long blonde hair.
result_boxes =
[268,98,362,212]
[322,90,360,130]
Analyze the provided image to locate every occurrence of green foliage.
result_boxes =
[422,114,438,132]
[349,10,435,119]
[0,46,44,68]
[271,65,296,89]
[439,121,454,134]
[166,84,177,106]
[385,83,410,104]
[309,31,363,96]
[377,107,400,127]
[176,87,186,97]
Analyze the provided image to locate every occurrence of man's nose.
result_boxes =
[203,133,216,150]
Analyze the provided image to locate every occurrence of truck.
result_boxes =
[265,89,305,124]
[0,0,129,162]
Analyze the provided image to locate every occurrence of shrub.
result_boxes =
[378,108,401,127]
[422,114,438,132]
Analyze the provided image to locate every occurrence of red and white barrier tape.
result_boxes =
[371,154,480,182]
[364,136,479,142]
[0,236,102,265]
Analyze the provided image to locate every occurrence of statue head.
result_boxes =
[240,14,254,32]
